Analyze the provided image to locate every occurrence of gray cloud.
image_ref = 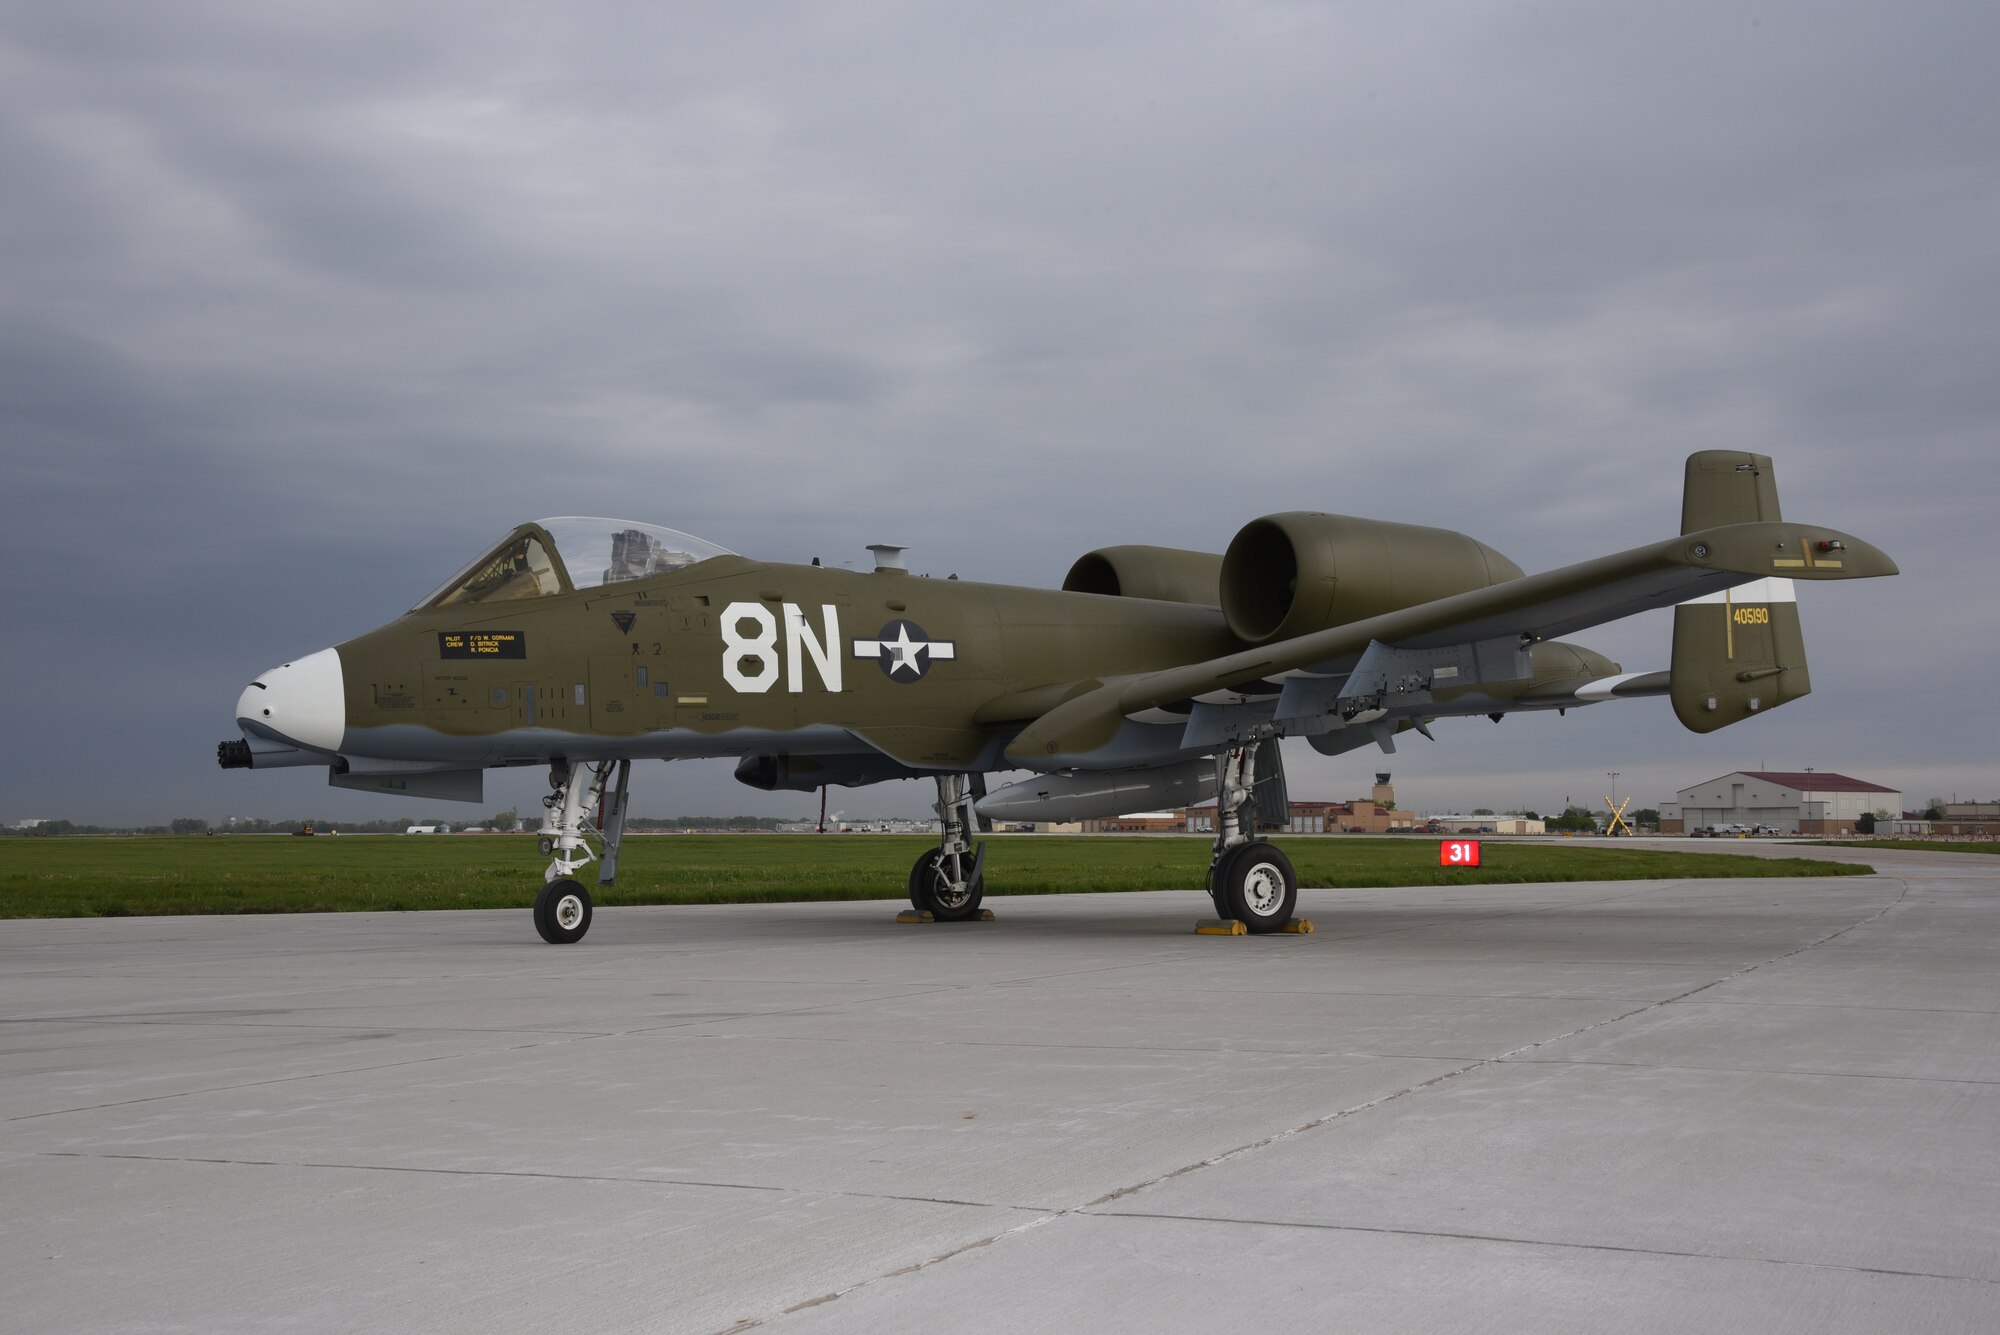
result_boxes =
[1,1,1993,825]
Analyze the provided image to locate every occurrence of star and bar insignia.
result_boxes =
[851,620,955,681]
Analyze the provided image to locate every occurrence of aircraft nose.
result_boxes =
[237,647,346,753]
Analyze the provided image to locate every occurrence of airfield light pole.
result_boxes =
[1608,772,1619,807]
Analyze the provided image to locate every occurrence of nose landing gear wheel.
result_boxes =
[1214,842,1296,934]
[908,849,985,922]
[534,878,593,944]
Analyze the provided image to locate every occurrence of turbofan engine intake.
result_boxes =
[1219,513,1522,646]
[1063,545,1223,608]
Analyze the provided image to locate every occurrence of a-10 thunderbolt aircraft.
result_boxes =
[221,452,1894,943]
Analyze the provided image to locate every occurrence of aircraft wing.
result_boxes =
[1003,519,1895,764]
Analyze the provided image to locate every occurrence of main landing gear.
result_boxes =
[1205,742,1298,933]
[908,772,988,921]
[519,754,1297,943]
[531,758,630,944]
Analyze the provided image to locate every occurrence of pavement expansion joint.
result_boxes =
[1305,882,1689,945]
[37,1151,1051,1215]
[1073,1209,2000,1287]
[43,1139,1075,1335]
[758,1211,1067,1333]
[8,1014,611,1037]
[1493,878,1915,1065]
[608,985,973,1037]
[1509,1055,2000,1086]
[1085,878,1920,1214]
[1700,997,2000,1017]
[4,1050,488,1123]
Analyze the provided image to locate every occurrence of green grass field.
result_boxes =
[1809,839,2000,855]
[0,834,1870,920]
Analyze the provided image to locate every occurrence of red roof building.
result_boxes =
[1665,771,1900,835]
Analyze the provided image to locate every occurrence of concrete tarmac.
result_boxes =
[3,845,1996,1333]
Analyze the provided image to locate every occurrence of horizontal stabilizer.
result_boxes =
[1518,669,1672,705]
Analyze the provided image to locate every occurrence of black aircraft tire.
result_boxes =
[1206,846,1239,916]
[1218,842,1296,934]
[534,878,593,944]
[908,849,985,922]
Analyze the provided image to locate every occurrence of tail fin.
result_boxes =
[1671,452,1811,732]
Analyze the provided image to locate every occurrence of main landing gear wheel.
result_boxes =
[1214,842,1296,934]
[534,878,593,944]
[908,849,985,922]
[1206,858,1230,918]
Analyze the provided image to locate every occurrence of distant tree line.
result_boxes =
[5,818,229,837]
[5,816,483,836]
[6,812,799,836]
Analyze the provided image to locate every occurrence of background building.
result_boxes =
[1430,816,1548,835]
[1663,771,1900,835]
[1909,803,2000,838]
[1187,775,1415,835]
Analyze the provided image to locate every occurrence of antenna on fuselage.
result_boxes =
[866,544,908,574]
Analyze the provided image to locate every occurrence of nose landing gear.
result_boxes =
[531,758,630,944]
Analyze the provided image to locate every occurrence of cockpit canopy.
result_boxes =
[415,517,734,610]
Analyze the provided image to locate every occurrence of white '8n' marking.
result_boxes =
[722,602,843,694]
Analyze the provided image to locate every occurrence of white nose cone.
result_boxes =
[237,648,346,753]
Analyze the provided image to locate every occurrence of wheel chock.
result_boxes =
[896,909,997,924]
[1194,918,1314,935]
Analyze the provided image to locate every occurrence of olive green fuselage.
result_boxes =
[334,556,1242,772]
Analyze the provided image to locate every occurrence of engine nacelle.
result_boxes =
[1220,513,1522,645]
[1063,544,1223,607]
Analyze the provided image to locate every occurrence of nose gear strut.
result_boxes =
[532,758,632,944]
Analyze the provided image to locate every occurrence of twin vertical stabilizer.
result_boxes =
[1670,452,1812,733]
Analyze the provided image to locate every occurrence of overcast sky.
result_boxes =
[2,1,1993,827]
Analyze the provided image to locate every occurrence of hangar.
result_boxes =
[1661,771,1900,836]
